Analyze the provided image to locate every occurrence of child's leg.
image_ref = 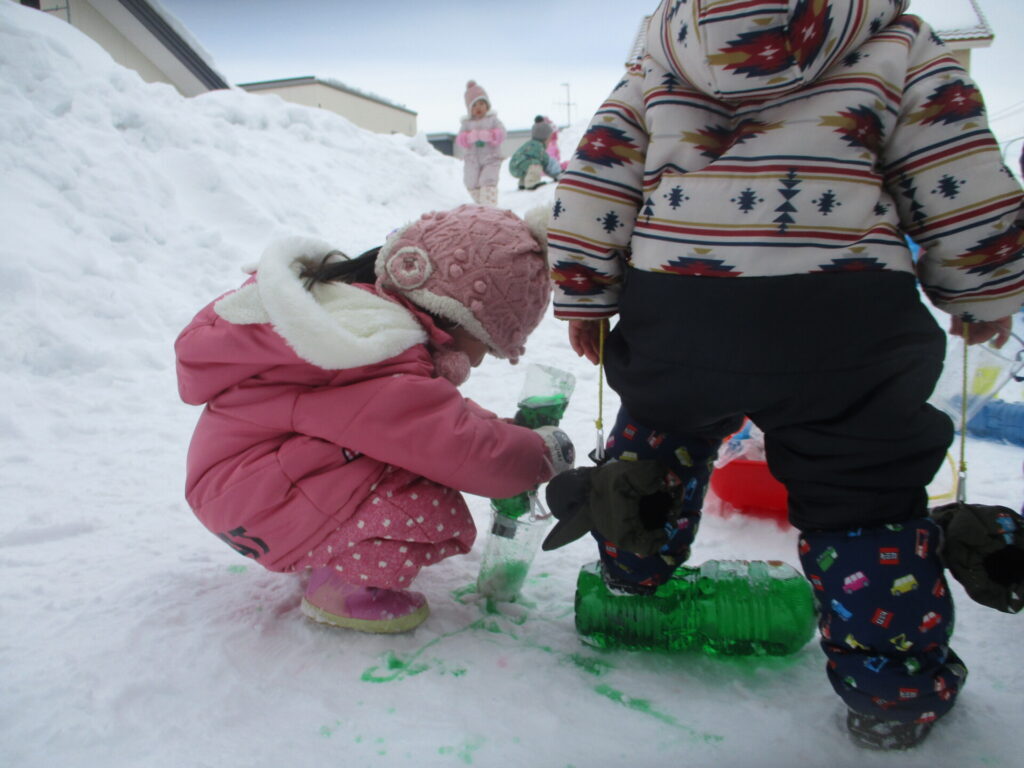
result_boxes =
[543,154,562,178]
[760,348,961,742]
[798,521,965,729]
[592,407,736,592]
[463,155,482,198]
[477,159,500,206]
[298,467,476,631]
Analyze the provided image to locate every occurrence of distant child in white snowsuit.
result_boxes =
[456,80,506,207]
[544,0,1023,751]
[509,115,563,190]
[176,205,573,634]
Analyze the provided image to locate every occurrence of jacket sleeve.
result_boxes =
[290,368,551,498]
[883,19,1024,321]
[488,118,506,147]
[548,60,650,320]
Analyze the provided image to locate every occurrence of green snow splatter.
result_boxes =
[594,684,724,743]
[437,735,485,764]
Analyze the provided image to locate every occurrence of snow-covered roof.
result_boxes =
[238,76,416,115]
[92,0,229,93]
[911,0,994,47]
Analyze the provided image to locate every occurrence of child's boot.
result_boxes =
[468,187,481,204]
[523,164,543,190]
[478,185,498,206]
[846,710,935,751]
[301,567,429,633]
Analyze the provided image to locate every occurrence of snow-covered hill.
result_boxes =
[1,4,1021,767]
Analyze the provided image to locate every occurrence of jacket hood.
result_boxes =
[213,236,428,370]
[646,0,909,102]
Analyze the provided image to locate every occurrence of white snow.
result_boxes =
[1,3,1022,767]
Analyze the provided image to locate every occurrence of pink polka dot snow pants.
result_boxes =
[298,466,476,589]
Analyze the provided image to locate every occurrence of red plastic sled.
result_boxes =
[710,458,789,525]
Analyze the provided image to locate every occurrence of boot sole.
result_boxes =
[300,597,429,633]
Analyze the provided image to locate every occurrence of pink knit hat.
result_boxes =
[375,204,550,369]
[464,80,490,112]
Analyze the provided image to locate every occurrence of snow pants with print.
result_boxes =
[296,465,476,589]
[595,268,965,722]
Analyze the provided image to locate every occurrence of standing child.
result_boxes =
[543,116,568,173]
[509,115,564,191]
[176,204,573,634]
[456,81,505,207]
[544,0,1022,751]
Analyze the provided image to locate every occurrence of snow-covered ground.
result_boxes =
[1,4,1022,767]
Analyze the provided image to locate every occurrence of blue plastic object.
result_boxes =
[966,399,1024,447]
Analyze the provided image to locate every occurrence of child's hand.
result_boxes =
[535,426,575,476]
[542,460,677,555]
[949,316,1012,348]
[567,319,609,365]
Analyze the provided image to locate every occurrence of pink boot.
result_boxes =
[300,567,429,633]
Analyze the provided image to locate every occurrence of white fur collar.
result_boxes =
[214,236,427,370]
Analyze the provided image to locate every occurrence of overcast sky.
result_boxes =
[158,0,1022,164]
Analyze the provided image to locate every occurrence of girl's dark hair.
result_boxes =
[300,247,381,290]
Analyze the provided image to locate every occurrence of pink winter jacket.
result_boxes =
[175,237,552,572]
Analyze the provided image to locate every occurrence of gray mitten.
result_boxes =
[930,501,1024,614]
[542,460,678,556]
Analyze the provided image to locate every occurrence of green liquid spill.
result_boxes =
[359,586,726,744]
[437,736,485,765]
[594,684,724,743]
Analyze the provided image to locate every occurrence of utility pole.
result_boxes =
[558,82,576,128]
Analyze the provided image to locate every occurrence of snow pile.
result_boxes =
[1,4,1022,767]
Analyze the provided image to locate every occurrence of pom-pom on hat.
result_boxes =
[531,115,553,143]
[375,204,551,366]
[464,80,490,111]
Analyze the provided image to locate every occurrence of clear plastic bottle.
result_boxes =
[575,559,818,656]
[475,364,574,602]
[476,491,552,603]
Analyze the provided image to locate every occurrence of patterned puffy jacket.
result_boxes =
[549,0,1023,322]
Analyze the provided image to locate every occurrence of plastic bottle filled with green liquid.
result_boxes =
[575,559,818,656]
[476,365,574,602]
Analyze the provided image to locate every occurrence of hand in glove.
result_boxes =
[930,501,1024,614]
[542,460,678,556]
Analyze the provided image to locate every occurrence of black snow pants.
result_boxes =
[602,268,965,722]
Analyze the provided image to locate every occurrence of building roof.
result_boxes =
[911,0,993,47]
[99,0,229,91]
[238,76,417,115]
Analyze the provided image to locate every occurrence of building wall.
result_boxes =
[248,82,417,136]
[63,0,170,87]
[950,48,971,69]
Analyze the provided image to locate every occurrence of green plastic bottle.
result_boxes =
[575,559,818,656]
[513,393,570,429]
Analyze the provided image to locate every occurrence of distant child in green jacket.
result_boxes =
[510,116,562,191]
